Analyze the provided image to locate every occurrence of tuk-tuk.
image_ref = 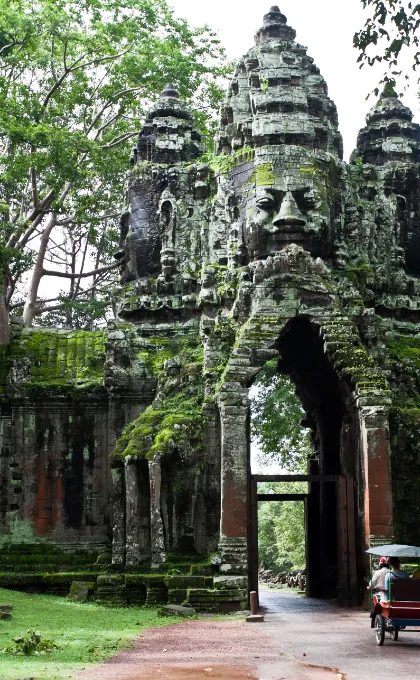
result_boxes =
[367,544,420,646]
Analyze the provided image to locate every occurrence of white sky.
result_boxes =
[170,0,420,160]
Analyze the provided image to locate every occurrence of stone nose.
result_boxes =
[273,191,306,228]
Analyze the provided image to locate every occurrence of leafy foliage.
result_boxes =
[113,336,204,459]
[1,628,61,656]
[258,482,306,573]
[354,0,420,95]
[0,0,229,331]
[251,359,311,473]
[251,360,310,573]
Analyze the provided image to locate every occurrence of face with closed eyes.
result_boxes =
[243,168,335,261]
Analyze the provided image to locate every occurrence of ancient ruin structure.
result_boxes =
[1,6,420,609]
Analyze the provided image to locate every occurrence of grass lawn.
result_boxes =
[0,587,178,680]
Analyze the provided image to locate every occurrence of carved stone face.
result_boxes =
[243,165,335,261]
[121,187,161,282]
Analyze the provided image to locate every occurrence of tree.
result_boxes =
[251,361,311,573]
[0,0,228,341]
[354,0,420,96]
[250,359,312,473]
[258,482,306,573]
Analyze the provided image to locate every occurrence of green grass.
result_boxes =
[0,588,178,680]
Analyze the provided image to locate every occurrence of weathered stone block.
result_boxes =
[68,581,95,602]
[0,604,13,620]
[164,576,207,589]
[220,563,248,575]
[158,604,196,618]
[97,574,124,586]
[190,565,213,576]
[214,575,248,590]
[96,585,127,607]
[168,588,188,604]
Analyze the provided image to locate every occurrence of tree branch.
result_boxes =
[100,132,138,149]
[42,261,119,279]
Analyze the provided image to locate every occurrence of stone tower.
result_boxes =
[2,7,420,609]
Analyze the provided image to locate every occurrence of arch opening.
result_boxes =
[248,317,357,602]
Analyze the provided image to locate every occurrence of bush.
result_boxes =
[1,628,61,656]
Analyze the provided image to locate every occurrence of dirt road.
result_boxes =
[75,588,420,680]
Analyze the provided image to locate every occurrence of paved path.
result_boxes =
[75,588,420,680]
[260,587,420,680]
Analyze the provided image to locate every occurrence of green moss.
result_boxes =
[387,334,420,370]
[389,407,420,545]
[321,320,389,395]
[113,335,204,460]
[201,147,255,176]
[340,262,375,297]
[252,162,275,187]
[7,329,106,396]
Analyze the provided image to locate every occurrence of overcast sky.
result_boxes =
[170,0,419,161]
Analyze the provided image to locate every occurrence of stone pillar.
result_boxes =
[359,404,394,544]
[149,455,166,566]
[0,408,12,533]
[218,391,249,574]
[111,464,126,566]
[124,456,141,568]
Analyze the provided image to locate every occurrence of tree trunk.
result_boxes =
[0,277,9,344]
[23,214,57,327]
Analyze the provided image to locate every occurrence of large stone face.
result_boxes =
[1,7,420,608]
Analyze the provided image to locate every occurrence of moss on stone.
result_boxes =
[113,335,204,460]
[321,320,389,396]
[341,262,375,297]
[253,163,275,187]
[7,328,106,396]
[387,334,420,370]
[389,406,420,545]
[202,147,255,176]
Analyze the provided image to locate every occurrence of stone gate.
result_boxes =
[1,6,420,610]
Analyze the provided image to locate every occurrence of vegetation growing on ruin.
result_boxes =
[386,333,420,544]
[252,162,275,187]
[113,335,204,459]
[6,329,106,395]
[0,588,177,680]
[321,319,389,396]
[340,262,375,298]
[201,146,255,176]
[387,334,420,370]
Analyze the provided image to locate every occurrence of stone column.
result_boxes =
[124,456,141,568]
[111,463,126,566]
[149,455,166,566]
[359,404,394,544]
[218,391,249,574]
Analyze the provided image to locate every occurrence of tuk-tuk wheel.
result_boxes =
[390,628,399,642]
[375,615,385,646]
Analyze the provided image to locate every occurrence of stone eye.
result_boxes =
[256,195,276,210]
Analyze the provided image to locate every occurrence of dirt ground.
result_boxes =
[74,588,420,680]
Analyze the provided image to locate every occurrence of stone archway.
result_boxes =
[217,300,393,605]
